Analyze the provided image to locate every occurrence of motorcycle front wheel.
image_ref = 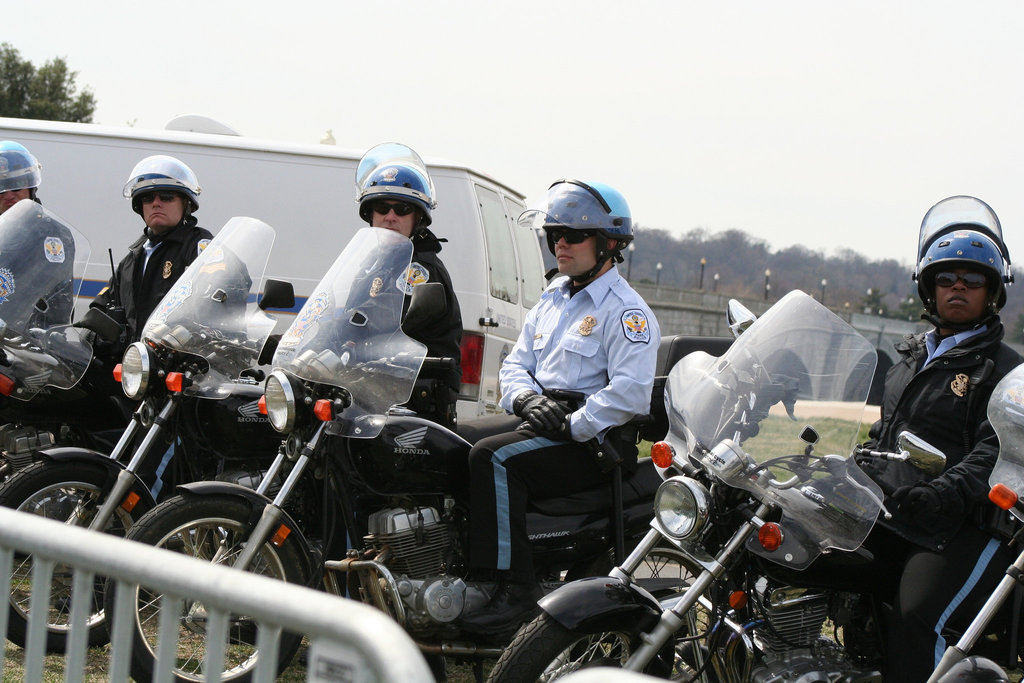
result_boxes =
[0,459,139,651]
[109,494,310,683]
[490,546,709,682]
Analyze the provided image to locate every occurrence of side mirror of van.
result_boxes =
[405,282,447,330]
[258,279,295,311]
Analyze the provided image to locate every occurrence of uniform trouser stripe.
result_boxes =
[931,536,1002,667]
[490,436,557,570]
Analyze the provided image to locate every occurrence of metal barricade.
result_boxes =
[0,505,433,682]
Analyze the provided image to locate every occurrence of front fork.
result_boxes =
[82,398,177,531]
[620,503,769,674]
[230,423,327,570]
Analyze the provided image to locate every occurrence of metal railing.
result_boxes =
[0,505,433,682]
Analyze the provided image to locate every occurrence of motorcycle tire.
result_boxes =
[108,494,310,683]
[0,459,139,652]
[489,546,709,682]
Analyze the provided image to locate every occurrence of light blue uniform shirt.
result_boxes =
[923,325,988,368]
[498,266,660,442]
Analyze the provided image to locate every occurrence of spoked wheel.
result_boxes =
[110,494,309,683]
[492,546,709,682]
[1,460,139,651]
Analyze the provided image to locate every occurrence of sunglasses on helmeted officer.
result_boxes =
[934,271,989,289]
[546,228,596,245]
[370,200,417,217]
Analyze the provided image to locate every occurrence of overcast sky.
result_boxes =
[8,1,1024,265]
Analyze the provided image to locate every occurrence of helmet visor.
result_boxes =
[122,155,201,199]
[355,143,436,208]
[516,182,612,232]
[918,195,1008,265]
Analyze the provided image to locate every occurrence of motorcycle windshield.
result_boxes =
[0,200,94,399]
[140,217,277,399]
[664,290,881,569]
[273,227,425,439]
[988,365,1024,497]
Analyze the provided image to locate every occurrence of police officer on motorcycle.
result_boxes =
[460,180,660,636]
[90,155,213,357]
[356,143,462,427]
[0,141,43,215]
[857,196,1023,682]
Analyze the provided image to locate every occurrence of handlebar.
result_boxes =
[422,356,457,371]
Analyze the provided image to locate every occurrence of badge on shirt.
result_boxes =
[951,373,969,397]
[43,237,65,263]
[0,268,14,304]
[578,315,597,336]
[621,309,651,343]
[162,260,173,279]
[396,262,430,295]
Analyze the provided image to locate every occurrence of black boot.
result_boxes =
[460,578,542,638]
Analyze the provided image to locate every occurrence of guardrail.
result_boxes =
[0,505,433,682]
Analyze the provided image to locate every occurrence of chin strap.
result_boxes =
[922,310,998,333]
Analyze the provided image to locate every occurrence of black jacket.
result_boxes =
[403,229,462,393]
[91,220,213,352]
[861,320,1023,550]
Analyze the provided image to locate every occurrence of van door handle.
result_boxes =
[478,317,499,328]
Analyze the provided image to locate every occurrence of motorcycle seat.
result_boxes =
[529,464,661,516]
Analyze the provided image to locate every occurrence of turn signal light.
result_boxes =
[728,590,748,610]
[758,522,784,551]
[165,372,184,392]
[120,492,141,513]
[271,524,292,547]
[0,373,14,397]
[650,441,675,469]
[113,364,123,382]
[990,483,1019,511]
[313,399,333,422]
[258,396,268,415]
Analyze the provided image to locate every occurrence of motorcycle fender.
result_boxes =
[34,446,156,514]
[540,575,663,633]
[174,481,317,580]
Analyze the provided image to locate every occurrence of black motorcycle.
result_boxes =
[0,200,132,478]
[112,226,694,683]
[0,216,292,652]
[489,290,958,682]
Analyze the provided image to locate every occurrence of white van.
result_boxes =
[0,116,546,420]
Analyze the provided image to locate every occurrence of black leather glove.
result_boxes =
[513,391,571,439]
[891,484,943,525]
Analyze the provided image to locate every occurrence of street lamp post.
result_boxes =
[699,257,706,289]
[713,272,719,292]
[656,262,663,288]
[820,278,827,304]
[764,268,771,300]
[626,243,635,281]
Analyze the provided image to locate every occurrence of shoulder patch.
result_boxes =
[620,309,651,343]
[196,239,211,256]
[396,262,430,295]
[44,237,66,264]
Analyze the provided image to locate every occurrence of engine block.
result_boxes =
[364,506,449,579]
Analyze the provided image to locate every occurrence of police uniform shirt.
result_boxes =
[498,266,660,442]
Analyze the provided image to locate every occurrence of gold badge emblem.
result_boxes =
[951,373,969,397]
[162,261,173,279]
[579,315,597,336]
[369,277,383,297]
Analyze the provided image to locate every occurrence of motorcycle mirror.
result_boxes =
[727,299,757,338]
[258,279,296,311]
[404,282,447,330]
[896,430,947,476]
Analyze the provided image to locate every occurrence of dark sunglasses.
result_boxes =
[140,191,179,204]
[370,200,416,217]
[934,271,988,289]
[547,228,596,245]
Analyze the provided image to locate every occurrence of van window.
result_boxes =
[476,185,518,304]
[505,196,543,309]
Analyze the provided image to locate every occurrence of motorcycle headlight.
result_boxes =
[264,369,300,433]
[654,476,711,540]
[120,342,153,400]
